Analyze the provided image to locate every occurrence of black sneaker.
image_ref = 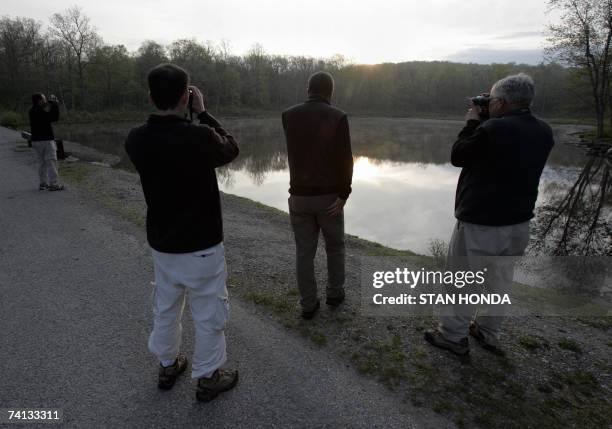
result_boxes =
[158,353,188,390]
[47,184,65,192]
[39,183,48,190]
[196,368,239,402]
[469,321,501,353]
[301,299,320,320]
[424,328,469,355]
[326,294,345,307]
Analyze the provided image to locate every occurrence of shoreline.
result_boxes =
[5,111,599,129]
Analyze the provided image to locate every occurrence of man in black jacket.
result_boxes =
[29,93,63,191]
[425,73,554,356]
[125,64,239,401]
[282,72,354,319]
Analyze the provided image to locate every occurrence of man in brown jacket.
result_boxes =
[282,72,354,319]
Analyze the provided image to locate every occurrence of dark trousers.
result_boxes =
[289,194,346,311]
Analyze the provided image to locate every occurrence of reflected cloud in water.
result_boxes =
[221,157,461,253]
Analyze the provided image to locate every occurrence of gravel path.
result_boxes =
[0,126,450,428]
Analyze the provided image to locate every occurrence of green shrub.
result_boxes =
[0,111,21,129]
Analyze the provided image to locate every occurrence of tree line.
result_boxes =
[0,6,602,121]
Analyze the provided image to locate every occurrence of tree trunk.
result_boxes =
[596,109,605,138]
[77,62,84,110]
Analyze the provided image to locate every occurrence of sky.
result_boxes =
[2,0,557,65]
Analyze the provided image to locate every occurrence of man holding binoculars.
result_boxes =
[29,93,64,191]
[125,63,240,402]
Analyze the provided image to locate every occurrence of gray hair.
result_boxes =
[491,73,535,106]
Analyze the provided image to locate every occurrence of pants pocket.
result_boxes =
[47,141,58,160]
[212,297,230,331]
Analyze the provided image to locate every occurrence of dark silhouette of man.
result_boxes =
[282,71,354,319]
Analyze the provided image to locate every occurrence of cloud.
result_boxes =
[494,31,544,40]
[445,48,544,65]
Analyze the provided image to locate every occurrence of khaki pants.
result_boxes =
[439,220,529,342]
[32,140,59,186]
[289,194,345,311]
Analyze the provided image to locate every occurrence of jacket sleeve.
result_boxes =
[336,114,353,200]
[196,111,239,168]
[47,102,60,122]
[450,120,489,167]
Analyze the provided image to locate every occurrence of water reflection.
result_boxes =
[55,117,587,253]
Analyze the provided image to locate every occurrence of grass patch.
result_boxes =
[99,194,145,228]
[309,331,327,347]
[579,128,612,140]
[246,291,295,316]
[553,370,600,397]
[558,338,582,354]
[353,238,417,257]
[518,334,549,351]
[577,316,612,330]
[0,111,23,129]
[60,162,91,184]
[351,335,407,388]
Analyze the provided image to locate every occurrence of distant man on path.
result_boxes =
[425,73,555,355]
[282,71,354,319]
[125,64,240,402]
[29,93,64,191]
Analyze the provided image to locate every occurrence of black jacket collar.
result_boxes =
[306,95,331,105]
[147,113,190,124]
[503,107,531,117]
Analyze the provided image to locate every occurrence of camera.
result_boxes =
[469,94,491,120]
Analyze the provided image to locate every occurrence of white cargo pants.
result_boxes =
[32,140,59,186]
[149,242,229,379]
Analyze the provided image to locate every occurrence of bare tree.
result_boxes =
[49,6,100,109]
[536,142,611,255]
[546,0,612,138]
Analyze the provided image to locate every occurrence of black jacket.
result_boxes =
[29,102,59,141]
[451,108,554,226]
[282,96,353,200]
[125,111,239,253]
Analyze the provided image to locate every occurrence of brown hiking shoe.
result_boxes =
[196,369,239,402]
[424,328,469,356]
[469,321,502,353]
[47,184,65,192]
[301,299,320,320]
[325,293,345,307]
[158,353,188,390]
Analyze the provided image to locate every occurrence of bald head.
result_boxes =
[308,71,334,99]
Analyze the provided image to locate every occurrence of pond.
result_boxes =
[56,117,587,254]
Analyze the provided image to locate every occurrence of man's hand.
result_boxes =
[326,197,346,216]
[48,94,58,103]
[465,104,481,122]
[189,85,206,114]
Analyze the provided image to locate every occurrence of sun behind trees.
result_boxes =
[0,6,599,121]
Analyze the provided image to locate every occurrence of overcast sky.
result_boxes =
[3,0,557,65]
